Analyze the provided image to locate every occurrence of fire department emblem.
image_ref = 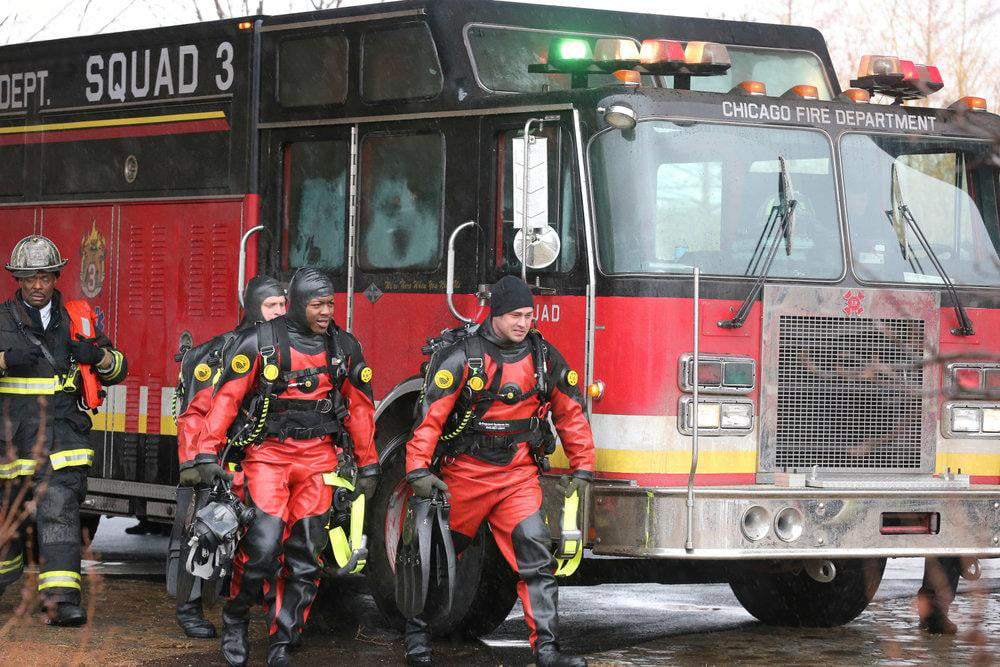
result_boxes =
[843,290,865,316]
[79,221,106,298]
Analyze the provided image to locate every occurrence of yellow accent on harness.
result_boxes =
[263,364,280,381]
[38,570,82,590]
[227,462,239,473]
[0,554,23,574]
[468,375,484,391]
[323,473,367,574]
[0,375,67,395]
[360,367,373,383]
[0,459,36,479]
[434,369,454,389]
[566,370,579,387]
[554,490,583,577]
[194,363,212,382]
[49,449,94,470]
[231,354,251,374]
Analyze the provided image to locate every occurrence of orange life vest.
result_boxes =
[64,299,105,410]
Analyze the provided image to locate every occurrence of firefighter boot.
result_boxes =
[404,616,433,666]
[45,602,88,627]
[513,513,586,667]
[177,597,217,638]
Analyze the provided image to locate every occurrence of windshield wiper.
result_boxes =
[887,163,974,336]
[720,156,797,329]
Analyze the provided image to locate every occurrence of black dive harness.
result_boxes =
[432,329,557,470]
[230,319,352,453]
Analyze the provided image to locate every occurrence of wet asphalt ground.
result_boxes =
[1,517,996,666]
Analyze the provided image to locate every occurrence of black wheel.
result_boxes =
[728,558,886,627]
[366,432,519,638]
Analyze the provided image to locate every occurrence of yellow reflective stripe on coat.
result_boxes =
[38,570,82,590]
[0,553,23,574]
[0,375,66,395]
[49,449,94,470]
[97,349,125,379]
[0,458,36,479]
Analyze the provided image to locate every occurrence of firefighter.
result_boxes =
[0,235,127,626]
[193,267,378,667]
[404,275,595,667]
[170,275,286,639]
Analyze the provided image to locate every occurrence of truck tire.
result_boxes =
[728,558,886,627]
[366,434,519,638]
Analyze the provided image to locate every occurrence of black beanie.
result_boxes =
[490,275,534,318]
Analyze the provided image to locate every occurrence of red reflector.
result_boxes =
[923,65,943,85]
[880,512,939,535]
[639,39,685,73]
[954,368,982,391]
[697,361,723,387]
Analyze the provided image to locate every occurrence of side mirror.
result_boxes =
[512,121,560,271]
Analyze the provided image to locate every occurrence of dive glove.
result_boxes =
[2,345,42,369]
[69,337,106,365]
[557,474,590,498]
[410,473,449,499]
[352,475,379,501]
[178,462,232,487]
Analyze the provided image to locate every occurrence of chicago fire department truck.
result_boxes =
[1,0,997,633]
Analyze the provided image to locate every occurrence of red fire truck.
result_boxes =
[1,0,997,634]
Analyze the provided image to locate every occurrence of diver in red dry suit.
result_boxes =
[193,268,378,667]
[170,275,286,639]
[404,275,594,667]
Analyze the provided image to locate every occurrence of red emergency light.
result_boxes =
[851,54,944,101]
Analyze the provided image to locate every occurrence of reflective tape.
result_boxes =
[97,349,125,379]
[49,449,94,470]
[0,553,23,574]
[38,570,81,591]
[0,458,36,479]
[0,375,66,395]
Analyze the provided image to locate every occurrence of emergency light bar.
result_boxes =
[529,37,730,87]
[851,54,944,101]
[950,96,988,112]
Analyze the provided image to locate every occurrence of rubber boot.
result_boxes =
[177,597,217,639]
[268,517,326,661]
[404,616,433,666]
[535,646,587,667]
[221,610,250,666]
[45,602,88,627]
[267,644,294,666]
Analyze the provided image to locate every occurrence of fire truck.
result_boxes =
[1,0,997,634]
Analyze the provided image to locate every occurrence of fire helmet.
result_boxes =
[5,235,69,278]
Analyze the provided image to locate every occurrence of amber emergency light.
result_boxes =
[851,54,944,101]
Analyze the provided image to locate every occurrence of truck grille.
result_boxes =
[775,315,925,470]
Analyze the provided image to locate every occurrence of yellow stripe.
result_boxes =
[38,570,81,589]
[160,415,178,436]
[0,375,65,395]
[0,459,36,479]
[38,580,81,591]
[39,570,81,580]
[90,412,126,432]
[936,452,1000,477]
[550,447,758,475]
[0,111,226,135]
[0,554,23,574]
[49,448,94,470]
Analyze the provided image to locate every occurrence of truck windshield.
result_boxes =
[841,133,1000,286]
[590,120,842,278]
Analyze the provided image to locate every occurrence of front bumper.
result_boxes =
[589,484,1000,559]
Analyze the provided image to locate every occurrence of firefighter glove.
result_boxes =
[70,337,105,365]
[193,462,232,487]
[410,473,449,499]
[2,345,42,369]
[352,475,378,501]
[557,474,590,498]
